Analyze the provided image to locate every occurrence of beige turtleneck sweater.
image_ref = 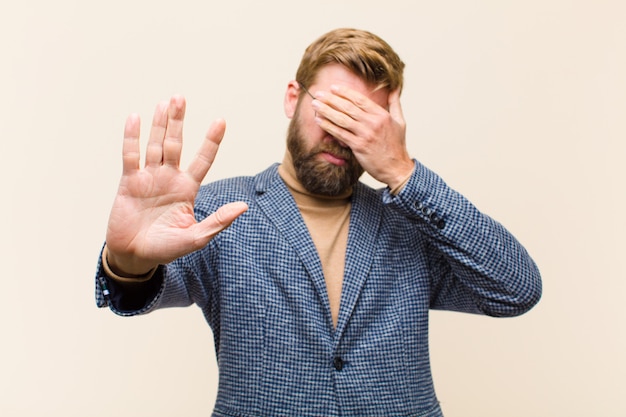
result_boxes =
[278,154,351,328]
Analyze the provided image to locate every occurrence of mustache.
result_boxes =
[314,141,354,161]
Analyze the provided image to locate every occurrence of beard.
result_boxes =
[286,111,364,196]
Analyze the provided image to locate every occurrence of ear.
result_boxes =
[284,80,301,119]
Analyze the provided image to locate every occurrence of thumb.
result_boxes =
[193,201,249,245]
[388,89,404,123]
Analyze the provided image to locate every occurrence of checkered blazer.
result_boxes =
[96,162,541,417]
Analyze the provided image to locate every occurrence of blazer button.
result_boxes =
[430,213,446,230]
[333,356,344,371]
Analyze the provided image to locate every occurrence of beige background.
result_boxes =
[1,1,624,416]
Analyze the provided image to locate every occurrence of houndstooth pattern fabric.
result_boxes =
[95,161,541,417]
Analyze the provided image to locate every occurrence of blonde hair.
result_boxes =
[295,28,405,93]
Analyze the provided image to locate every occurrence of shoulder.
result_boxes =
[195,164,281,213]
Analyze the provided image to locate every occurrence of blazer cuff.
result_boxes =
[95,244,165,315]
[383,159,449,231]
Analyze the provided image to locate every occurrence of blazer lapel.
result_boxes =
[334,183,384,339]
[253,166,332,325]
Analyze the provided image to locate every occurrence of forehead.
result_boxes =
[310,63,389,108]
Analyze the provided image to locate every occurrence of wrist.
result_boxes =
[103,245,158,282]
[387,160,415,194]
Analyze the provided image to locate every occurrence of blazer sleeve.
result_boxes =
[94,244,205,317]
[383,160,542,317]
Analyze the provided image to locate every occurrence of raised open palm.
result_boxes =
[105,96,248,276]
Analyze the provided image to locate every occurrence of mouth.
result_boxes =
[319,151,347,166]
[314,135,353,166]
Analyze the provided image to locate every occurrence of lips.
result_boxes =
[320,151,347,166]
[317,143,353,165]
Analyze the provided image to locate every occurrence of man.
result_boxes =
[96,28,541,417]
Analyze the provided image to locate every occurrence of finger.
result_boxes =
[193,201,249,245]
[313,97,365,149]
[145,101,168,167]
[314,114,356,145]
[329,84,372,114]
[162,95,186,167]
[122,113,141,175]
[313,98,356,131]
[187,119,226,184]
[314,92,359,124]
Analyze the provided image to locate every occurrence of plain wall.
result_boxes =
[1,1,624,416]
